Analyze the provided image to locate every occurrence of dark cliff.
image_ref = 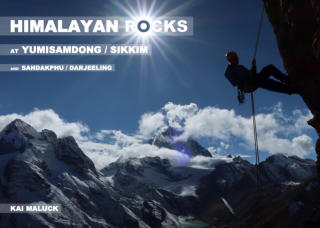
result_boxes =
[263,0,320,173]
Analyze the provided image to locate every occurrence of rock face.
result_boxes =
[263,0,320,173]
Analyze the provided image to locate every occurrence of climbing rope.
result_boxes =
[250,4,265,228]
[251,4,265,189]
[253,4,266,60]
[251,93,261,186]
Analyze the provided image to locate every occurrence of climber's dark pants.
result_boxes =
[255,64,292,94]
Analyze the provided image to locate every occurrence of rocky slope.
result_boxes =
[196,154,316,226]
[263,0,320,173]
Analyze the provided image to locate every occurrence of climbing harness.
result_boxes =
[237,89,245,104]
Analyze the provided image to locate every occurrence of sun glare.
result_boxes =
[130,15,155,43]
[109,0,195,76]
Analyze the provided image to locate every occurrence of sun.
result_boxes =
[110,0,193,43]
[128,14,156,43]
[109,0,195,75]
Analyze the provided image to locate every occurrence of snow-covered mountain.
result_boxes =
[0,119,148,227]
[0,120,317,227]
[101,155,228,197]
[149,127,212,158]
[0,120,188,227]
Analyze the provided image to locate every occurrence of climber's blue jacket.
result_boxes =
[224,64,250,87]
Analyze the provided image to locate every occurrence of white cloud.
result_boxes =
[95,130,141,145]
[187,155,233,169]
[81,141,189,169]
[0,109,89,141]
[292,109,313,133]
[0,109,187,169]
[163,102,198,129]
[292,135,314,157]
[179,105,314,157]
[0,102,315,170]
[207,142,230,155]
[138,112,166,138]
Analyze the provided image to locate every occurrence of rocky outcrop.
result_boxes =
[197,155,316,227]
[55,136,97,175]
[0,119,38,154]
[263,0,320,174]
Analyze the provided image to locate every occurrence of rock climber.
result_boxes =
[224,51,296,103]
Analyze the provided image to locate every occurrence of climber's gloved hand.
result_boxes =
[251,58,257,74]
[252,58,256,68]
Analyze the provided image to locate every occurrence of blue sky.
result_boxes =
[0,0,317,165]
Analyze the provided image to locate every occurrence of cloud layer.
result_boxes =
[0,109,89,140]
[0,102,315,169]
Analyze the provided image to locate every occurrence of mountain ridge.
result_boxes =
[0,119,317,227]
